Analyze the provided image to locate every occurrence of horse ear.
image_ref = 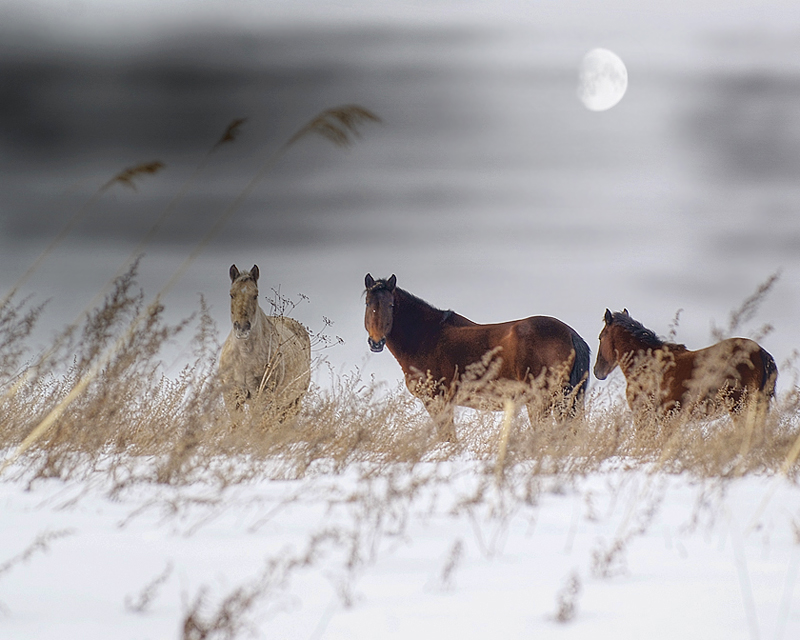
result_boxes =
[622,308,629,317]
[365,273,375,289]
[387,274,397,291]
[251,265,259,282]
[604,309,613,325]
[230,264,240,282]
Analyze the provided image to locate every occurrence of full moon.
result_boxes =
[577,48,628,112]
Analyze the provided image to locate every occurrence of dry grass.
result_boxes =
[125,561,174,614]
[0,109,797,636]
[101,161,167,192]
[0,528,74,579]
[284,105,382,149]
[1,265,798,490]
[1,267,798,634]
[554,571,582,623]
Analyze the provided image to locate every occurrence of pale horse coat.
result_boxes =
[219,265,311,424]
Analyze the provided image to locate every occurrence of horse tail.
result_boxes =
[568,330,591,406]
[759,347,778,399]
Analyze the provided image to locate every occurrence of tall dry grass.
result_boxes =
[0,103,797,637]
[0,104,381,473]
[1,263,798,491]
[1,263,798,637]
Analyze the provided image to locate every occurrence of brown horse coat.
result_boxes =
[594,309,777,418]
[364,274,590,437]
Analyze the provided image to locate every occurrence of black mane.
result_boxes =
[365,278,398,295]
[366,279,439,309]
[394,287,476,327]
[396,286,444,312]
[366,280,470,326]
[610,312,686,350]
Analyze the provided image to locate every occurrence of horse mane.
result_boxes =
[365,279,436,308]
[364,278,395,296]
[610,312,687,351]
[400,287,441,308]
[366,279,463,324]
[234,273,257,285]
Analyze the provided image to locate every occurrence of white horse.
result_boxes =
[219,264,311,425]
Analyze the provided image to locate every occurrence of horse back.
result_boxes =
[434,315,579,384]
[511,315,581,363]
[269,316,311,349]
[265,316,311,367]
[671,337,776,404]
[441,310,478,327]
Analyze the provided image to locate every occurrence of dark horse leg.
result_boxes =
[406,374,458,443]
[524,374,583,427]
[525,396,549,427]
[525,390,570,427]
[422,396,457,443]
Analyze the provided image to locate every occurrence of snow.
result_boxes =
[1,463,798,639]
[1,1,799,637]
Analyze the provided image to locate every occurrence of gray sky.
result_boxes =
[1,0,798,381]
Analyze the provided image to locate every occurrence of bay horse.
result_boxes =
[594,309,777,421]
[364,274,590,440]
[219,265,311,426]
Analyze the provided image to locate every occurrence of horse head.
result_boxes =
[364,273,396,352]
[594,308,625,380]
[229,264,260,340]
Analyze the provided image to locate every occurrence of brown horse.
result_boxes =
[364,274,590,439]
[594,309,777,421]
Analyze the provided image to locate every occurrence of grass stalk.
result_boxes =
[0,161,166,310]
[0,105,380,475]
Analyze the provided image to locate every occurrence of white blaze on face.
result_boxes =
[577,48,628,112]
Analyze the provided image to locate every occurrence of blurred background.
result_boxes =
[1,0,798,390]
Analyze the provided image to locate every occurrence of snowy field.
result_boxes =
[1,459,799,639]
[2,1,800,639]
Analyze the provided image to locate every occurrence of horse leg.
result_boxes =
[752,392,771,442]
[732,388,770,458]
[561,371,589,421]
[526,399,548,428]
[551,385,578,423]
[423,397,457,443]
[223,387,247,427]
[276,392,304,424]
[525,384,567,427]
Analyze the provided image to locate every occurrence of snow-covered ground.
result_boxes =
[1,462,798,639]
[1,2,799,639]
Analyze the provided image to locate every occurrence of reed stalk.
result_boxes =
[0,105,380,475]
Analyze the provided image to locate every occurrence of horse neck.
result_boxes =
[613,328,653,374]
[234,303,273,354]
[387,288,446,356]
[254,304,281,342]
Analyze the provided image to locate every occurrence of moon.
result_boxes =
[577,48,628,112]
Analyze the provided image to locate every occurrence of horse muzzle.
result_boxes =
[233,321,252,340]
[368,336,386,352]
[593,362,609,380]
